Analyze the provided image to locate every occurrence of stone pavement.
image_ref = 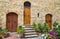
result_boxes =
[3,33,20,39]
[2,33,34,39]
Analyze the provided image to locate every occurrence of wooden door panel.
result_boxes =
[24,7,30,15]
[45,14,52,29]
[7,14,13,32]
[24,7,30,25]
[12,15,18,32]
[24,16,30,24]
[6,13,18,32]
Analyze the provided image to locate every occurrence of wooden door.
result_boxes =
[24,1,31,25]
[6,13,18,32]
[24,7,30,25]
[45,14,52,29]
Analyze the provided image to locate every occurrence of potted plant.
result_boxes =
[16,26,25,38]
[32,22,44,37]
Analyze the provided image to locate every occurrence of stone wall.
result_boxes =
[0,0,60,28]
[54,0,60,24]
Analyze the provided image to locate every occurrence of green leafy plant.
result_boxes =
[0,27,3,39]
[53,21,58,27]
[16,26,25,38]
[46,34,56,39]
[41,23,51,38]
[53,21,59,33]
[0,27,8,38]
[17,26,25,34]
[53,21,60,39]
[2,28,8,33]
[32,22,51,39]
[57,25,60,35]
[32,23,40,33]
[43,23,50,33]
[56,25,60,39]
[53,21,58,32]
[0,27,2,32]
[38,23,43,33]
[32,23,44,33]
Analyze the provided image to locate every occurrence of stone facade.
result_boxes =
[0,0,60,28]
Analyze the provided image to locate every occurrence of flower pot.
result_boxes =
[20,33,25,38]
[3,33,10,38]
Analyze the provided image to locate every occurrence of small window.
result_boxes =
[46,14,52,17]
[24,1,31,7]
[37,13,39,17]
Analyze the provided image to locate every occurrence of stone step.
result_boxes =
[25,30,35,32]
[25,35,38,38]
[23,26,33,28]
[24,27,34,30]
[25,33,37,35]
[23,25,32,26]
[24,36,38,38]
[25,32,36,35]
[23,25,37,38]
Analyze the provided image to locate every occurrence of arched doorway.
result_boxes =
[6,12,18,32]
[24,1,31,25]
[45,14,52,29]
